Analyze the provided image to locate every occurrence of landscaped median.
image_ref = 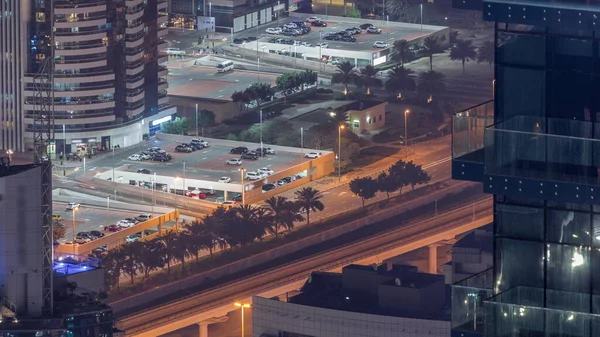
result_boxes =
[108,178,480,315]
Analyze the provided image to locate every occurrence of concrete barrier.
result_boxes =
[53,189,175,214]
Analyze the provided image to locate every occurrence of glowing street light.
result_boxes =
[234,302,251,337]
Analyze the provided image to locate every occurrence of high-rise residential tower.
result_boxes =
[451,1,600,337]
[0,0,174,154]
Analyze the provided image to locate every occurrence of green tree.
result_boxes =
[120,241,144,284]
[388,160,409,195]
[417,70,446,102]
[422,36,444,71]
[188,110,216,135]
[357,65,382,95]
[331,61,357,95]
[300,69,318,89]
[228,205,262,246]
[345,8,361,18]
[101,249,125,290]
[329,111,350,128]
[377,171,401,200]
[349,177,379,207]
[172,231,192,272]
[391,39,412,66]
[265,196,303,237]
[53,223,66,242]
[244,83,274,112]
[276,73,297,97]
[200,214,224,258]
[449,39,477,76]
[404,161,431,191]
[385,65,415,98]
[477,40,494,68]
[294,187,325,226]
[160,117,188,135]
[138,239,165,280]
[231,90,250,116]
[386,0,412,21]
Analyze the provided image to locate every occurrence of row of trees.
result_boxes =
[275,70,318,97]
[160,112,217,135]
[349,160,431,207]
[392,36,494,74]
[99,187,326,288]
[332,61,445,102]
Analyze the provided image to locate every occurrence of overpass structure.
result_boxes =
[116,197,493,337]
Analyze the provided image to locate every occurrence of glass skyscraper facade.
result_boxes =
[451,1,600,337]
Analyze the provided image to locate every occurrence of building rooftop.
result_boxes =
[0,160,38,178]
[53,253,101,276]
[340,100,385,111]
[292,264,450,321]
[454,224,493,253]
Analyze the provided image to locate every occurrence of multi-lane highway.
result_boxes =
[114,188,491,336]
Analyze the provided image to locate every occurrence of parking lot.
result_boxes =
[234,16,435,53]
[122,139,305,182]
[53,203,162,245]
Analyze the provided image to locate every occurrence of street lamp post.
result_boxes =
[404,109,410,151]
[72,207,78,254]
[234,303,251,337]
[238,168,246,205]
[300,127,304,154]
[62,124,66,165]
[195,103,199,136]
[183,161,187,193]
[259,109,263,154]
[338,125,344,182]
[106,196,110,225]
[257,57,260,82]
[153,172,157,205]
[420,4,423,30]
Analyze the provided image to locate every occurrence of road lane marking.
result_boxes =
[422,156,452,170]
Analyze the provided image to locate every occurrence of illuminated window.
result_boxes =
[36,12,45,22]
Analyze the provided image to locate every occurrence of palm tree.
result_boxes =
[185,220,210,262]
[357,65,382,95]
[422,36,444,71]
[230,205,260,246]
[120,241,144,284]
[331,61,357,95]
[231,90,250,116]
[172,231,192,272]
[449,39,477,76]
[477,40,494,68]
[265,196,304,237]
[294,187,325,226]
[201,214,223,258]
[156,231,178,275]
[391,39,411,66]
[329,111,350,128]
[417,70,446,103]
[300,69,318,89]
[385,66,416,99]
[138,239,165,280]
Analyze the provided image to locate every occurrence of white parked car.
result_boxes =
[373,41,389,48]
[226,158,243,165]
[245,171,263,180]
[300,42,312,47]
[116,219,135,228]
[315,42,329,48]
[306,16,321,23]
[165,47,186,55]
[304,152,322,159]
[218,177,232,183]
[66,202,80,210]
[191,138,209,147]
[266,27,281,34]
[284,23,298,29]
[128,154,142,161]
[258,167,275,175]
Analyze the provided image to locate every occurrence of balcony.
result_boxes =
[54,17,107,29]
[451,268,493,337]
[55,58,107,71]
[55,45,108,57]
[158,0,168,10]
[55,31,107,43]
[452,100,494,182]
[158,81,168,92]
[54,3,106,15]
[484,115,600,202]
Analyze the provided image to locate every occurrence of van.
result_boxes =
[217,60,234,73]
[136,213,153,222]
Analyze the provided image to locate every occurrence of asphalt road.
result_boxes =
[160,309,250,337]
[167,65,278,100]
[114,182,488,336]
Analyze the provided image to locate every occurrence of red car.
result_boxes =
[185,190,207,199]
[104,224,123,232]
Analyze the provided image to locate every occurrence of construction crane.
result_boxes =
[30,0,56,317]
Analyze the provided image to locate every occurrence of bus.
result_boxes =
[217,60,234,73]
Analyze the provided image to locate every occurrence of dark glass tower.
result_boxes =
[451,1,600,337]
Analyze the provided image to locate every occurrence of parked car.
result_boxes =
[373,41,389,48]
[126,234,141,243]
[311,20,327,27]
[266,27,282,34]
[245,171,263,180]
[306,16,321,22]
[246,36,257,42]
[226,158,243,165]
[140,153,152,160]
[241,152,259,160]
[165,47,185,55]
[360,23,374,29]
[116,219,135,228]
[74,237,90,244]
[187,190,207,199]
[262,183,277,193]
[76,232,93,240]
[152,153,171,162]
[284,23,298,29]
[230,146,248,154]
[300,42,312,47]
[233,38,246,44]
[66,202,80,210]
[323,34,339,41]
[341,36,357,42]
[315,42,329,48]
[187,143,204,150]
[277,176,293,185]
[128,154,142,161]
[104,224,123,232]
[89,230,105,239]
[147,147,165,153]
[221,200,237,207]
[137,168,151,174]
[175,145,193,153]
[92,246,107,254]
[346,27,361,34]
[218,177,232,183]
[304,152,322,159]
[232,194,243,202]
[124,218,140,224]
[190,138,209,147]
[255,147,275,155]
[258,167,275,175]
[136,213,153,222]
[367,26,382,34]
